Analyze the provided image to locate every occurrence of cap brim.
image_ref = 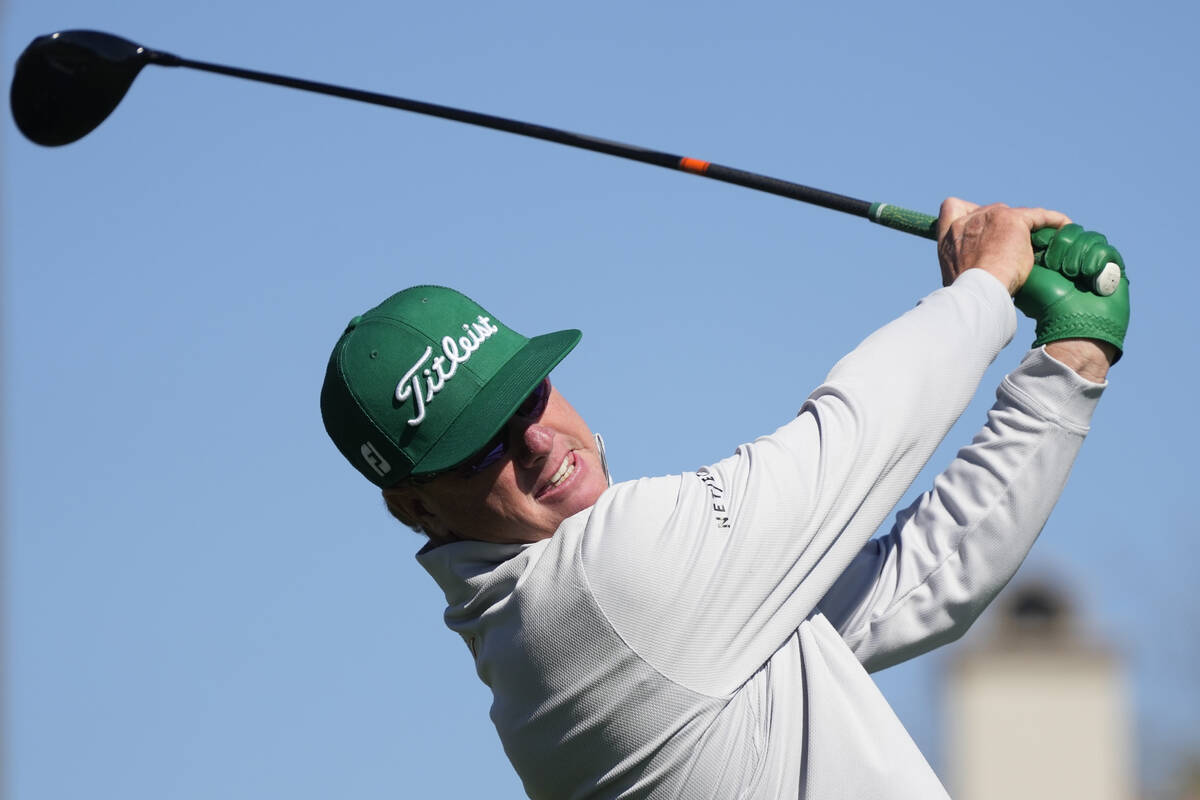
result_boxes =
[409,328,582,475]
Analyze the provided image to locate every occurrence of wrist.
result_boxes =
[1043,339,1116,382]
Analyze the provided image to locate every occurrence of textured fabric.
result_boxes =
[416,270,1106,799]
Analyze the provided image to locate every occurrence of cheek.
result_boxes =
[582,458,612,504]
[471,470,535,524]
[483,479,524,517]
[545,392,593,437]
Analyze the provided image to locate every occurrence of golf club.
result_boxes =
[11,30,940,235]
[9,29,1122,294]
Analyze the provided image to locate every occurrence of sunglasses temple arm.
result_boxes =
[594,433,612,487]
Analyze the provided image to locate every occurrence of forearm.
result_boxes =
[1045,338,1117,382]
[818,346,1105,672]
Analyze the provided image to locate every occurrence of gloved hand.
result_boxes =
[1014,224,1131,360]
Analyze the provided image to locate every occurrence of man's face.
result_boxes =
[403,383,610,545]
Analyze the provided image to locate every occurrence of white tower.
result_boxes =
[946,580,1136,800]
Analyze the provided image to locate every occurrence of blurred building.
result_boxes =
[945,580,1136,800]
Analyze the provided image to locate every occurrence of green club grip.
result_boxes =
[869,206,1122,290]
[868,203,938,240]
[868,208,1118,291]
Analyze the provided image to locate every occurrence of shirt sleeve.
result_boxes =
[578,270,1018,697]
[815,346,1105,673]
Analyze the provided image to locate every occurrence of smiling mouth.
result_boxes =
[537,452,577,498]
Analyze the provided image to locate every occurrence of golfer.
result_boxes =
[320,198,1129,799]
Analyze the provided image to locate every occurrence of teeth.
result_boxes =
[548,453,575,488]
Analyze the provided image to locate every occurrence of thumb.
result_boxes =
[936,197,979,243]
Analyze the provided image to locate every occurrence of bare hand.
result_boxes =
[936,198,1072,295]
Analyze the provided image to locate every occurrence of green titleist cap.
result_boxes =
[320,286,581,487]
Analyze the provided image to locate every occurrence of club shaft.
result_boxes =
[153,50,938,240]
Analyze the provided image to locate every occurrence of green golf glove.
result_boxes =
[1014,224,1130,360]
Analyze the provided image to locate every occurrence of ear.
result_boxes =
[381,484,460,543]
[381,485,434,531]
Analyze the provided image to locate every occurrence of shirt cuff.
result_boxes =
[998,346,1106,433]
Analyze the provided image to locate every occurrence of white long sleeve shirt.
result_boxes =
[417,270,1106,799]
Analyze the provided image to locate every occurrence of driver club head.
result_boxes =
[11,30,154,147]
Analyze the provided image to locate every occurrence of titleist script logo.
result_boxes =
[395,316,501,426]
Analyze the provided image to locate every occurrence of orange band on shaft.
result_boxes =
[679,157,711,174]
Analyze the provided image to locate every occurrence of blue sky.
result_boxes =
[4,0,1197,797]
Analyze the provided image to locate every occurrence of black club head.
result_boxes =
[10,30,154,147]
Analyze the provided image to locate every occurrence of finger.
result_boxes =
[1076,232,1108,278]
[1016,207,1072,232]
[1045,223,1083,277]
[1088,241,1118,275]
[937,196,980,242]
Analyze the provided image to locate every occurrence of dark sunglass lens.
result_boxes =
[460,379,551,476]
[463,439,506,474]
[518,378,550,418]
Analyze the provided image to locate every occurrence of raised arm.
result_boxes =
[818,343,1110,673]
[816,209,1128,672]
[579,202,1080,695]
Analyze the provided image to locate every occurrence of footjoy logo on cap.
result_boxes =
[395,316,500,426]
[360,442,392,477]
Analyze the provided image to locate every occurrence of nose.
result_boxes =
[516,423,555,468]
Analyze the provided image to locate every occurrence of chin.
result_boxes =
[561,473,609,521]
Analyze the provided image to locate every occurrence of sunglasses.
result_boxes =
[411,377,551,482]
